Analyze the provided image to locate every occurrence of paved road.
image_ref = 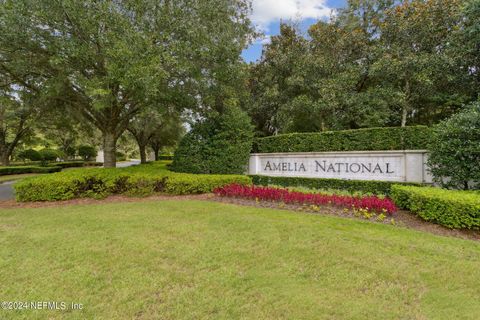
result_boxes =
[0,161,142,201]
[116,160,141,168]
[0,180,15,201]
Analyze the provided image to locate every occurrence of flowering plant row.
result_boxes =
[214,184,397,214]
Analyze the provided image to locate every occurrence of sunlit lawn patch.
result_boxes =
[1,200,479,319]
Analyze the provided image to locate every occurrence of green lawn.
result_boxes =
[0,174,39,183]
[1,200,479,319]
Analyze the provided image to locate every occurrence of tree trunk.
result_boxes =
[401,106,408,127]
[139,143,147,164]
[401,78,411,127]
[0,152,10,166]
[103,132,117,168]
[152,146,159,161]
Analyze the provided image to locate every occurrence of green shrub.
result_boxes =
[14,161,251,201]
[172,106,254,174]
[251,175,422,196]
[17,149,41,162]
[391,185,480,229]
[51,161,103,169]
[254,126,431,153]
[0,166,61,176]
[164,173,252,195]
[157,155,173,161]
[39,148,60,163]
[427,102,480,190]
[78,145,98,161]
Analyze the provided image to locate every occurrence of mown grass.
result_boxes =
[0,173,39,183]
[1,200,479,319]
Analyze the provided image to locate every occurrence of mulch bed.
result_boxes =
[0,194,478,242]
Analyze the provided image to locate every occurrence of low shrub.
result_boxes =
[214,184,397,214]
[14,161,251,201]
[16,149,42,162]
[157,155,173,161]
[255,126,431,153]
[78,145,98,161]
[51,161,103,169]
[251,175,422,196]
[0,166,62,176]
[39,149,60,162]
[391,185,480,229]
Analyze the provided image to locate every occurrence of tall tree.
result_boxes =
[0,0,253,167]
[374,0,466,126]
[149,115,184,161]
[0,93,36,165]
[127,108,183,164]
[247,24,309,135]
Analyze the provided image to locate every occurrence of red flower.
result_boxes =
[214,184,397,214]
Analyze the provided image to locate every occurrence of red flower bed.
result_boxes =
[214,184,397,214]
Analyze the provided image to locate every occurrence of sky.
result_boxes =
[242,0,347,63]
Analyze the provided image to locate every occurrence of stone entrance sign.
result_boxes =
[249,150,432,183]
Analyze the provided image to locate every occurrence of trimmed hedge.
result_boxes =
[0,166,62,176]
[157,155,173,161]
[251,175,422,196]
[14,162,251,201]
[52,161,103,168]
[255,126,431,153]
[391,185,480,229]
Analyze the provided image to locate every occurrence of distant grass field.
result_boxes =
[0,173,39,183]
[1,200,479,319]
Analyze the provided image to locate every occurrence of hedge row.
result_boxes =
[251,175,422,196]
[157,155,173,161]
[255,126,431,153]
[51,161,103,168]
[14,163,251,201]
[391,185,480,229]
[0,166,62,176]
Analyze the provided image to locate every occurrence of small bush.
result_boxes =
[0,166,61,176]
[391,185,480,229]
[254,126,431,153]
[39,149,60,162]
[427,102,480,190]
[17,149,41,162]
[78,145,98,161]
[14,161,251,201]
[251,175,422,196]
[172,106,254,174]
[51,161,103,169]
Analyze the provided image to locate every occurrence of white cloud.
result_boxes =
[250,0,333,32]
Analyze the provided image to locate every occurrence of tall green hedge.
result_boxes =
[254,126,431,153]
[172,106,254,174]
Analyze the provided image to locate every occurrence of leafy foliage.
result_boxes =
[17,149,41,162]
[77,145,97,161]
[246,0,473,135]
[172,107,254,174]
[0,0,253,167]
[255,126,431,153]
[0,165,61,176]
[38,148,59,162]
[14,161,251,201]
[391,185,480,229]
[427,102,480,190]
